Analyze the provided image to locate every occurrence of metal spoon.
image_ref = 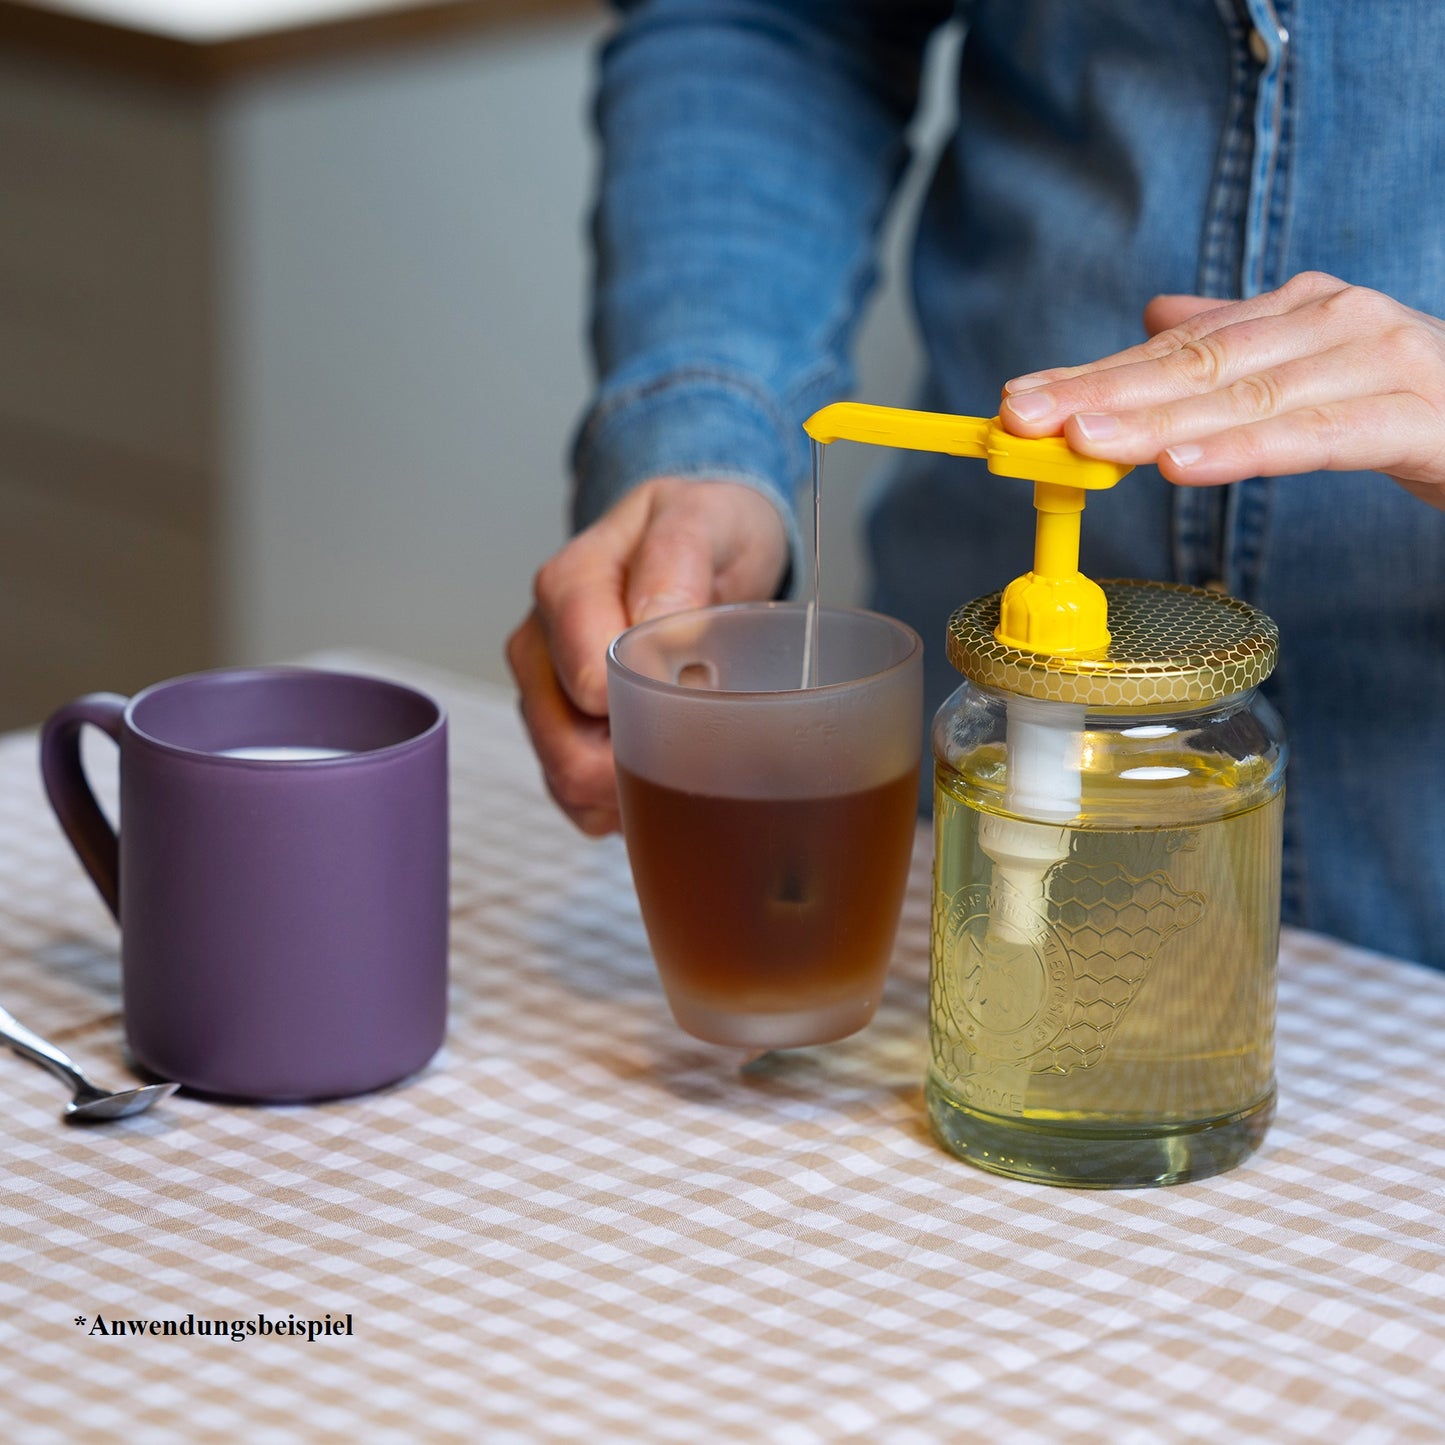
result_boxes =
[0,1002,178,1122]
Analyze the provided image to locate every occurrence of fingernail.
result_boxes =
[1004,372,1050,393]
[1165,443,1204,468]
[1005,390,1055,422]
[1072,413,1120,442]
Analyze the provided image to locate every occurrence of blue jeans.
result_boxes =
[573,0,1445,969]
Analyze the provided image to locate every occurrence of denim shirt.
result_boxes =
[572,0,1445,970]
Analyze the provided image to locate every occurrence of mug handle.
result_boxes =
[39,694,127,922]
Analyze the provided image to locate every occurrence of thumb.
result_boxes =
[624,506,720,624]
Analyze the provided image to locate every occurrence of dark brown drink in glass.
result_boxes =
[616,765,919,1045]
[607,602,923,1050]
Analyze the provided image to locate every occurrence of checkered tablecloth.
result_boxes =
[2,652,1443,1443]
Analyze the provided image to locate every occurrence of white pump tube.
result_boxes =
[978,696,1083,944]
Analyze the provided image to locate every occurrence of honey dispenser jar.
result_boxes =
[805,403,1287,1188]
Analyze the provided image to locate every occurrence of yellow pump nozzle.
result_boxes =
[803,402,1133,655]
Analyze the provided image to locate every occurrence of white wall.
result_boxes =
[219,14,957,684]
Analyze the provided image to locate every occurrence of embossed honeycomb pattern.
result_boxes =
[946,579,1278,707]
[927,858,1205,1080]
[1030,861,1204,1075]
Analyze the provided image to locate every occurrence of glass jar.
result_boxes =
[928,580,1287,1187]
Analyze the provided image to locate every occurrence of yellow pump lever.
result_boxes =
[803,402,1134,655]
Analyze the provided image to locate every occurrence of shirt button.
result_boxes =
[1248,27,1271,63]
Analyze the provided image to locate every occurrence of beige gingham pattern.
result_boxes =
[2,653,1443,1443]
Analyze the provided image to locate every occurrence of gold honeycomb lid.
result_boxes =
[946,579,1279,708]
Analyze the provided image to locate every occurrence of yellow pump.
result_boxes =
[802,402,1132,655]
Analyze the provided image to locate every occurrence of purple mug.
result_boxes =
[40,667,448,1102]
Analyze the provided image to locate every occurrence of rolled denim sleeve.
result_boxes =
[570,0,953,558]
